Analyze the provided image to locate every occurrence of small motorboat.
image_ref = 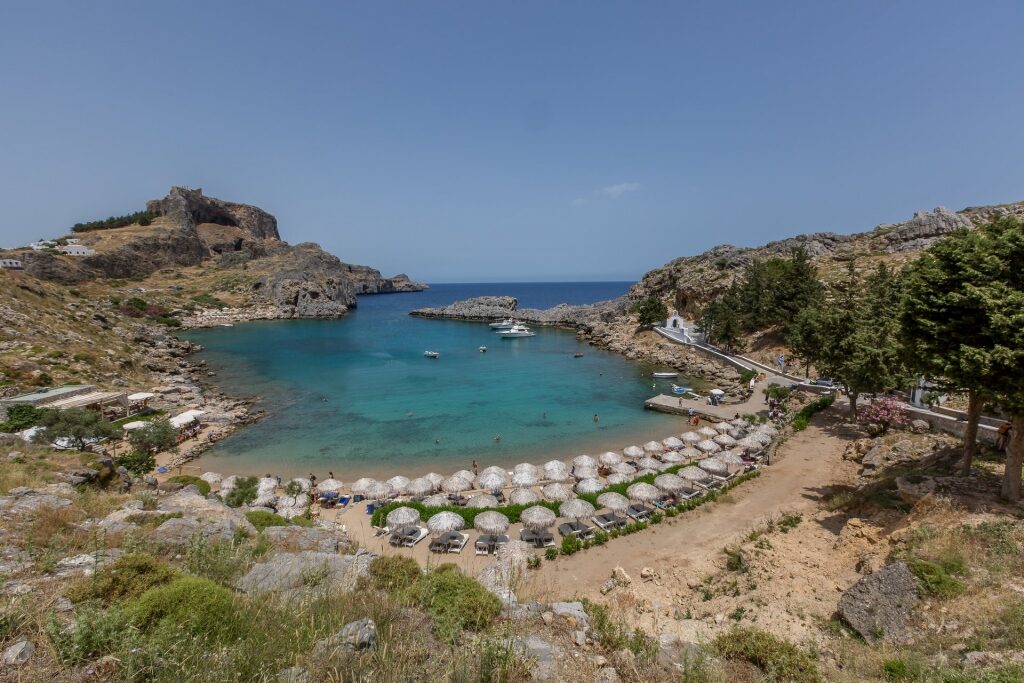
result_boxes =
[479,346,487,353]
[424,351,440,358]
[499,324,536,338]
[671,384,691,395]
[489,318,516,330]
[652,371,678,378]
[219,323,234,327]
[574,352,584,358]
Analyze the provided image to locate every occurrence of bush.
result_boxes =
[560,535,582,555]
[909,558,965,599]
[125,576,244,643]
[415,566,501,641]
[225,476,258,507]
[65,553,176,605]
[714,627,822,683]
[792,396,833,432]
[72,210,159,233]
[545,547,558,561]
[631,297,669,327]
[0,404,44,433]
[168,475,210,496]
[191,293,228,309]
[116,449,155,477]
[284,480,303,496]
[368,555,421,593]
[582,599,658,661]
[245,510,291,531]
[47,605,131,665]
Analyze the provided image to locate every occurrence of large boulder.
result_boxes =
[312,618,377,657]
[550,601,590,631]
[264,526,340,553]
[158,489,256,535]
[235,550,375,597]
[838,561,919,642]
[151,516,244,547]
[0,487,72,518]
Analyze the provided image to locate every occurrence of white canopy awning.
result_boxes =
[127,392,155,401]
[169,409,205,428]
[122,421,149,431]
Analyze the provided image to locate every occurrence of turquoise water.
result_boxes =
[183,283,690,479]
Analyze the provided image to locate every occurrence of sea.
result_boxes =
[182,282,696,480]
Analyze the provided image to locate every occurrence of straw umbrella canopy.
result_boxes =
[680,446,703,460]
[626,482,660,503]
[699,457,729,476]
[542,483,573,501]
[543,460,572,482]
[573,465,600,480]
[452,469,475,482]
[697,426,718,438]
[318,478,343,493]
[466,493,500,509]
[598,451,622,467]
[730,418,748,428]
[351,478,377,497]
[575,478,605,494]
[662,436,684,450]
[713,422,732,434]
[636,456,661,470]
[719,451,746,467]
[623,445,644,459]
[713,433,738,447]
[386,506,420,530]
[755,424,779,437]
[597,492,630,512]
[386,476,411,495]
[512,470,540,488]
[427,511,464,535]
[474,510,510,535]
[738,436,763,452]
[607,473,632,485]
[681,432,701,444]
[752,431,773,446]
[654,473,688,494]
[509,488,540,505]
[728,428,745,439]
[364,481,395,500]
[424,472,445,489]
[660,450,685,464]
[679,466,712,483]
[572,455,597,469]
[520,505,556,530]
[441,475,473,494]
[643,440,664,454]
[476,471,507,491]
[406,477,434,497]
[513,462,539,477]
[559,499,596,520]
[422,494,449,507]
[697,439,722,453]
[612,462,637,475]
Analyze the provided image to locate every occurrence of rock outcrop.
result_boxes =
[837,560,919,642]
[146,186,281,240]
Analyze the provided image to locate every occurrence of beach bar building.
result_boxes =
[0,384,129,420]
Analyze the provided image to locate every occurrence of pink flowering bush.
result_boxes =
[859,396,910,434]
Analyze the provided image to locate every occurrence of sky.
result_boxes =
[1,2,1023,282]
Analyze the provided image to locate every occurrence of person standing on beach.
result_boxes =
[472,460,479,476]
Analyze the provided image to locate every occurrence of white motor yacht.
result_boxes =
[499,324,536,338]
[489,318,516,330]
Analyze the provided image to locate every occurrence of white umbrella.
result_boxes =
[452,469,475,482]
[466,493,500,508]
[422,494,449,507]
[730,418,748,428]
[699,457,729,475]
[351,478,377,496]
[542,483,573,501]
[679,466,711,483]
[660,450,685,464]
[559,499,596,520]
[598,452,622,467]
[318,478,343,493]
[441,475,473,494]
[643,440,664,454]
[513,462,540,477]
[680,446,703,460]
[427,511,464,534]
[406,477,434,497]
[425,472,445,489]
[607,473,632,485]
[714,434,738,447]
[364,481,395,500]
[752,431,773,446]
[626,482,660,503]
[573,455,597,469]
[636,456,661,470]
[720,451,746,467]
[654,473,688,494]
[709,388,725,396]
[612,462,637,475]
[573,465,600,480]
[509,488,540,505]
[697,426,718,438]
[387,476,411,495]
[713,422,732,434]
[575,477,606,494]
[662,436,684,450]
[728,428,745,439]
[681,432,701,444]
[476,471,507,490]
[474,511,511,535]
[697,439,722,453]
[597,492,630,512]
[520,505,556,530]
[738,436,763,452]
[511,470,539,487]
[755,424,779,437]
[543,460,572,482]
[623,445,645,459]
[386,506,420,530]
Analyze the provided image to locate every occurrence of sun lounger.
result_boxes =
[337,495,350,508]
[604,512,627,528]
[626,504,652,521]
[429,537,448,553]
[446,532,468,554]
[520,529,539,545]
[475,534,494,555]
[371,525,391,536]
[677,487,702,501]
[558,521,593,539]
[402,527,428,547]
[591,514,615,530]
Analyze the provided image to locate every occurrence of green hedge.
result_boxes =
[792,396,834,432]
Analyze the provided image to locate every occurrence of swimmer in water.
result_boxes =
[593,414,600,423]
[494,433,502,442]
[435,438,440,445]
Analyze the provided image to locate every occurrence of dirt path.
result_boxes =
[528,410,856,603]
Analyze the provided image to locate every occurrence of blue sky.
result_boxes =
[1,2,1022,282]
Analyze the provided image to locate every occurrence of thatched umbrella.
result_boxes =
[662,436,684,450]
[728,428,744,439]
[612,462,637,475]
[636,456,661,470]
[509,488,540,505]
[481,465,507,476]
[422,494,449,507]
[441,475,473,494]
[572,454,597,469]
[697,426,718,438]
[364,481,395,500]
[427,511,464,534]
[752,431,773,446]
[598,451,622,467]
[318,478,343,493]
[643,440,664,454]
[660,450,685,464]
[386,476,411,495]
[425,472,445,489]
[452,469,475,482]
[351,478,377,497]
[597,492,630,512]
[466,493,500,509]
[607,473,632,485]
[406,477,434,497]
[680,446,703,460]
[737,436,763,452]
[623,445,644,459]
[511,470,539,488]
[520,505,556,530]
[713,434,738,447]
[654,473,688,494]
[543,459,569,475]
[626,482,660,503]
[573,465,600,480]
[730,418,748,428]
[575,477,605,494]
[679,466,711,483]
[513,462,539,477]
[386,506,420,530]
[474,510,510,535]
[476,471,507,491]
[719,451,746,467]
[699,457,729,476]
[542,482,573,501]
[755,424,778,437]
[681,432,701,444]
[559,498,596,520]
[713,422,732,434]
[543,460,572,482]
[697,439,722,453]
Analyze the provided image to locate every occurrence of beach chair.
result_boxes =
[493,534,509,550]
[520,529,539,545]
[372,525,391,537]
[604,512,627,528]
[591,514,615,531]
[626,504,652,521]
[677,487,702,501]
[538,530,555,547]
[403,527,428,547]
[388,532,405,547]
[337,495,350,508]
[429,537,448,553]
[475,535,492,555]
[557,522,577,538]
[446,532,468,554]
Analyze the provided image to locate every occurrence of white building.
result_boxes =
[59,244,95,256]
[30,240,55,251]
[0,259,23,270]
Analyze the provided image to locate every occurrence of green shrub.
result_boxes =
[778,512,803,533]
[65,553,176,605]
[168,475,211,496]
[582,599,658,662]
[245,510,291,531]
[116,449,155,477]
[792,396,834,431]
[225,476,258,507]
[126,576,244,643]
[368,555,421,593]
[46,606,131,665]
[560,535,582,555]
[713,626,822,683]
[415,566,501,641]
[284,480,303,496]
[724,546,747,572]
[191,293,228,309]
[72,210,159,233]
[909,558,964,599]
[545,547,558,561]
[0,404,44,433]
[792,415,809,431]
